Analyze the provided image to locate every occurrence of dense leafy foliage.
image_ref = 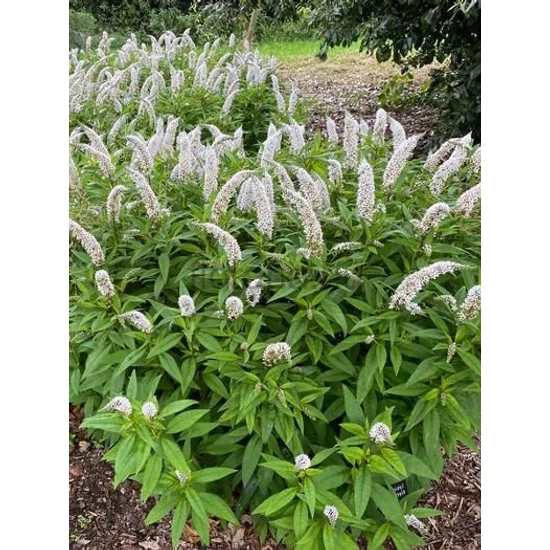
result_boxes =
[70,32,481,550]
[311,0,481,142]
[69,1,314,48]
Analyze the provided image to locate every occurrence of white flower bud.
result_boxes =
[405,514,428,534]
[369,422,392,444]
[455,183,481,217]
[196,223,242,267]
[69,219,105,266]
[94,270,115,299]
[119,311,153,333]
[323,505,339,527]
[389,261,465,315]
[106,185,126,223]
[225,296,244,320]
[142,402,157,418]
[104,396,132,415]
[175,470,188,485]
[178,295,196,317]
[246,279,263,307]
[262,342,291,366]
[294,454,311,471]
[458,285,481,321]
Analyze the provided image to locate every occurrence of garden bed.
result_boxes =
[70,407,480,549]
[276,52,441,151]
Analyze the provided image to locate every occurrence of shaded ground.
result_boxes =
[69,406,480,550]
[277,52,442,151]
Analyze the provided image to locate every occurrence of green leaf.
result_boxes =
[268,284,296,302]
[390,345,402,374]
[410,507,445,518]
[293,500,308,539]
[159,438,188,470]
[141,454,163,502]
[166,409,209,434]
[314,311,335,337]
[423,408,440,455]
[375,343,387,371]
[354,465,372,518]
[259,459,296,481]
[242,434,263,486]
[270,515,294,529]
[340,532,360,550]
[200,492,239,524]
[390,526,425,550]
[247,315,264,345]
[380,448,407,478]
[404,398,437,431]
[186,487,211,545]
[114,435,136,487]
[367,455,401,479]
[357,351,376,403]
[192,467,236,484]
[371,484,407,529]
[202,372,229,398]
[341,423,365,437]
[296,523,321,550]
[406,359,441,386]
[252,487,298,516]
[321,299,348,335]
[158,399,198,418]
[171,500,189,549]
[180,358,196,394]
[146,492,179,525]
[304,477,316,517]
[195,332,223,352]
[316,489,353,516]
[370,522,391,550]
[446,394,471,428]
[81,414,124,433]
[322,523,336,550]
[385,383,428,397]
[343,385,365,424]
[159,253,170,284]
[148,334,182,359]
[396,451,437,480]
[159,353,182,383]
[456,348,481,375]
[287,317,309,346]
[314,466,350,491]
[310,447,337,466]
[113,347,146,377]
[127,370,138,400]
[209,351,239,361]
[329,335,364,355]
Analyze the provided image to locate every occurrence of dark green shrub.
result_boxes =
[310,0,481,142]
[69,9,97,49]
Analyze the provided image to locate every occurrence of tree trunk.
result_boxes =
[245,8,259,46]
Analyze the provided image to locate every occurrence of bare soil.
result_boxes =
[277,53,441,152]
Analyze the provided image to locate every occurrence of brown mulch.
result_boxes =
[69,406,480,549]
[69,406,282,550]
[277,53,442,152]
[417,444,481,550]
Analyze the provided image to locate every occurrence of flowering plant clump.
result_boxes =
[71,31,480,550]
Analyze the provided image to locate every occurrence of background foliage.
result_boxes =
[310,0,481,142]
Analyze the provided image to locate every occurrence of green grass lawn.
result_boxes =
[256,39,360,59]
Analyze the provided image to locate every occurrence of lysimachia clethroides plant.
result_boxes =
[70,30,481,550]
